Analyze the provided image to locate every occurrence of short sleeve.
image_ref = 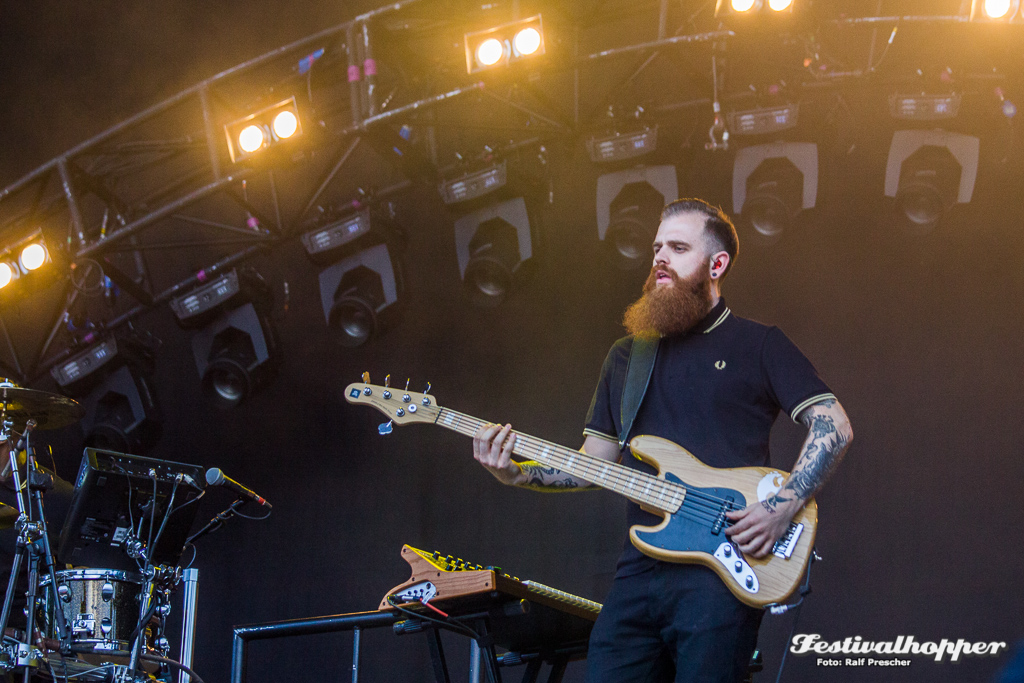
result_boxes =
[583,340,629,443]
[761,327,836,422]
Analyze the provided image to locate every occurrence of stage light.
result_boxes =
[885,130,979,233]
[732,142,818,243]
[438,161,507,204]
[717,0,795,16]
[169,269,244,326]
[986,0,1012,18]
[238,125,265,154]
[300,210,373,263]
[51,338,121,389]
[596,166,678,270]
[769,0,793,10]
[586,127,658,163]
[317,243,401,347]
[272,110,298,139]
[889,93,961,121]
[513,27,541,56]
[477,38,505,66]
[224,96,303,163]
[970,0,1021,21]
[465,15,544,74]
[732,0,757,11]
[20,243,47,271]
[454,197,533,307]
[727,105,799,137]
[0,263,14,289]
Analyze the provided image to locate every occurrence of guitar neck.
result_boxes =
[434,408,684,514]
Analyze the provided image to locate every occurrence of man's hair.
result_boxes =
[660,198,739,280]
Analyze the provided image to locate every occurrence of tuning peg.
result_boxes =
[384,374,391,388]
[362,371,370,384]
[424,381,431,394]
[378,421,394,435]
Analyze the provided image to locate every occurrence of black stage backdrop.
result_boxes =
[1,2,1023,682]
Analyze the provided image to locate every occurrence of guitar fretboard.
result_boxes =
[434,408,685,514]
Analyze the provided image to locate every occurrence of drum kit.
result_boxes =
[0,380,213,683]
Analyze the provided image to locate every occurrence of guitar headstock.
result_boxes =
[344,375,438,428]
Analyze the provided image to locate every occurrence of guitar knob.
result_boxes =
[723,546,732,557]
[734,561,743,573]
[746,576,754,588]
[421,397,431,406]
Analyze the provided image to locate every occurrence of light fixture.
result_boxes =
[732,0,757,10]
[454,197,533,307]
[439,161,507,204]
[970,0,1021,20]
[716,0,796,16]
[169,269,244,327]
[317,243,401,347]
[224,97,303,163]
[300,210,373,263]
[0,261,17,289]
[889,93,961,121]
[586,127,658,163]
[884,130,980,233]
[732,142,818,243]
[51,337,121,389]
[768,0,794,10]
[596,166,678,270]
[726,105,799,137]
[0,231,52,298]
[20,243,48,271]
[464,15,545,74]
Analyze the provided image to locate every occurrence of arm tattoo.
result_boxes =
[518,462,593,492]
[783,400,851,501]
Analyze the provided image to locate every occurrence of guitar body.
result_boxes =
[627,435,817,608]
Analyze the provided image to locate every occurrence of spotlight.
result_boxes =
[769,0,793,9]
[586,127,658,163]
[190,301,279,409]
[732,142,818,243]
[727,104,799,136]
[438,161,507,204]
[717,0,796,16]
[317,243,401,347]
[884,130,979,233]
[300,210,373,264]
[0,262,16,289]
[454,197,533,307]
[0,231,54,299]
[224,97,303,163]
[970,0,1020,20]
[889,93,961,121]
[465,15,545,74]
[596,166,678,270]
[20,243,47,271]
[169,269,246,328]
[51,336,161,454]
[732,0,757,10]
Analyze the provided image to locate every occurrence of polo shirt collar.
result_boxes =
[693,298,731,335]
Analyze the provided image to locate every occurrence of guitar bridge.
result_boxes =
[711,497,736,536]
[772,522,804,559]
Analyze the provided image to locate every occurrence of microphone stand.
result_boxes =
[185,499,246,548]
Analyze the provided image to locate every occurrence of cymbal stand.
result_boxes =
[0,416,71,681]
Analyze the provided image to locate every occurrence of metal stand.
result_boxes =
[178,569,199,683]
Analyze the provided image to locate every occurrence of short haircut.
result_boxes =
[661,198,739,279]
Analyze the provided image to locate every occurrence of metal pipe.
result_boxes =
[362,23,378,117]
[480,90,569,131]
[833,15,967,26]
[346,24,363,127]
[57,158,88,248]
[199,87,222,180]
[178,569,199,683]
[345,82,485,134]
[299,136,362,221]
[351,627,361,683]
[585,29,734,60]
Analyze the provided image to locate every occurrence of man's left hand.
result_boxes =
[724,495,801,558]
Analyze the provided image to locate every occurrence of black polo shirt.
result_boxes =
[583,298,834,577]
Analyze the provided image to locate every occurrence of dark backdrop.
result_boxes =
[1,2,1022,682]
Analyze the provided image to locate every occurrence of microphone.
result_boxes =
[205,468,272,509]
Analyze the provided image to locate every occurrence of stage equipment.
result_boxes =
[0,382,82,430]
[732,142,817,243]
[173,268,279,409]
[348,378,816,608]
[317,242,400,347]
[224,97,303,163]
[596,165,678,270]
[884,130,979,232]
[438,161,507,204]
[0,230,52,294]
[51,336,161,453]
[300,209,373,263]
[970,0,1022,21]
[205,468,271,509]
[889,93,961,121]
[454,196,532,307]
[464,15,545,74]
[727,104,799,136]
[716,0,795,16]
[586,126,658,163]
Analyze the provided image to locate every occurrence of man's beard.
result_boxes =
[622,262,713,338]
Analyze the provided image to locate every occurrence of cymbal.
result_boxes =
[0,384,83,430]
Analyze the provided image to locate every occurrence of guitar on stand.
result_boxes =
[346,376,817,609]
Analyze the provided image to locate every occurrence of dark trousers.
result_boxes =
[585,563,763,683]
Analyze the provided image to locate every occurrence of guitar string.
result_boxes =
[427,405,745,524]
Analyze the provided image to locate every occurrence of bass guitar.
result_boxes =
[345,378,816,608]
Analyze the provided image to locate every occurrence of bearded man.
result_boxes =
[473,198,853,682]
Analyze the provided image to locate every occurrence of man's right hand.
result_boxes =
[472,423,523,486]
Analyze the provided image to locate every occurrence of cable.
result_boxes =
[385,594,481,641]
[232,506,272,520]
[147,477,179,564]
[139,653,206,683]
[771,552,817,683]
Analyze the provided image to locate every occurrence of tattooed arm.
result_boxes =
[472,424,615,491]
[725,398,853,558]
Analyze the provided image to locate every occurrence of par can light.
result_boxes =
[986,0,1012,18]
[477,38,505,66]
[238,125,266,154]
[0,263,13,289]
[732,0,757,11]
[272,110,299,139]
[513,27,542,56]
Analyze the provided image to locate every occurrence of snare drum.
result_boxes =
[40,569,143,655]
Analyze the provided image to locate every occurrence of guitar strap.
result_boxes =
[618,334,660,450]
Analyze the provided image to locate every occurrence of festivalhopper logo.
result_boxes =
[790,634,1008,667]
